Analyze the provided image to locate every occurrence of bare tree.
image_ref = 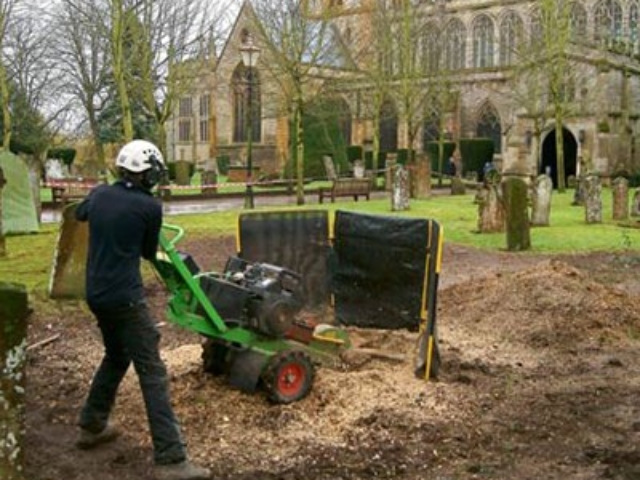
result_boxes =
[248,0,343,204]
[53,0,111,168]
[125,0,232,152]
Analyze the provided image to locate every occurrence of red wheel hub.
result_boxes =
[276,362,305,397]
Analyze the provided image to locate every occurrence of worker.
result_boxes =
[74,140,211,480]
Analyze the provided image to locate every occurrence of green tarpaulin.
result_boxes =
[1,152,39,234]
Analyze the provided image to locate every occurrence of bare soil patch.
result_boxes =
[25,238,640,480]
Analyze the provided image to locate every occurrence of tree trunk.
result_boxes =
[294,99,305,206]
[0,166,5,256]
[0,282,29,480]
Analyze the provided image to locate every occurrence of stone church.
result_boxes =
[166,0,640,187]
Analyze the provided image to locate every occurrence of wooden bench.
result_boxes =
[318,178,372,204]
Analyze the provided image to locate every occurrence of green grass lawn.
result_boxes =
[3,187,640,293]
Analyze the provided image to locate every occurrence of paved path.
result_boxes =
[41,190,393,224]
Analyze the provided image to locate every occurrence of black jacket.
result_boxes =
[75,180,162,308]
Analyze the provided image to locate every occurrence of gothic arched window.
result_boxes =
[444,18,466,70]
[232,63,262,143]
[594,0,623,41]
[473,14,495,68]
[422,23,441,72]
[629,1,639,44]
[570,2,588,41]
[530,8,543,46]
[476,103,502,153]
[499,10,523,66]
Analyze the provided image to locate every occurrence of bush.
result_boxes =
[217,155,231,175]
[628,170,640,188]
[48,147,77,167]
[425,141,456,175]
[346,145,363,163]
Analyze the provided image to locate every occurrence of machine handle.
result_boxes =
[160,223,184,249]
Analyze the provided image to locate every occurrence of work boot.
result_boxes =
[75,424,120,450]
[154,460,211,480]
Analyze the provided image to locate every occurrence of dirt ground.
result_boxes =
[24,237,640,480]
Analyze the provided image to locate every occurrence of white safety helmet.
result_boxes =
[115,140,165,173]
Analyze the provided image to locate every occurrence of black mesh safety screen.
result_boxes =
[332,210,441,330]
[237,210,331,309]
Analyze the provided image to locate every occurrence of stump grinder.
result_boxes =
[153,223,350,404]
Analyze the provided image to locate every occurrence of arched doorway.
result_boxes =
[540,127,578,188]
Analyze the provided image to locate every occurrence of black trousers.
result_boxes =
[79,301,186,465]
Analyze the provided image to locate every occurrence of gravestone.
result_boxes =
[631,187,640,217]
[0,167,5,256]
[49,204,89,299]
[391,164,410,211]
[411,155,431,199]
[530,174,553,226]
[502,175,531,251]
[584,175,602,224]
[174,160,191,186]
[0,152,38,235]
[0,282,29,480]
[353,160,365,179]
[323,155,337,181]
[450,176,466,195]
[474,184,504,233]
[612,177,629,221]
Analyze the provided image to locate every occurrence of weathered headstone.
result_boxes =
[411,155,431,199]
[174,160,191,186]
[502,175,531,251]
[584,174,602,224]
[530,174,553,226]
[353,160,365,179]
[49,204,89,299]
[0,282,29,480]
[0,166,5,257]
[474,184,504,233]
[323,155,337,181]
[391,164,410,211]
[450,176,466,195]
[612,176,629,221]
[631,187,640,217]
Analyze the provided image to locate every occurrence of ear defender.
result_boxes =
[141,155,165,190]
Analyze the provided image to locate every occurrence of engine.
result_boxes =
[198,256,305,338]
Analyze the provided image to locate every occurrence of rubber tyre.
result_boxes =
[202,339,230,376]
[261,350,315,404]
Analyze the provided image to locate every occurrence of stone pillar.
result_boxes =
[530,174,553,226]
[584,174,602,224]
[391,164,410,211]
[0,282,29,480]
[631,187,640,217]
[612,177,629,221]
[0,166,6,257]
[411,155,431,199]
[502,175,531,251]
[474,184,504,233]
